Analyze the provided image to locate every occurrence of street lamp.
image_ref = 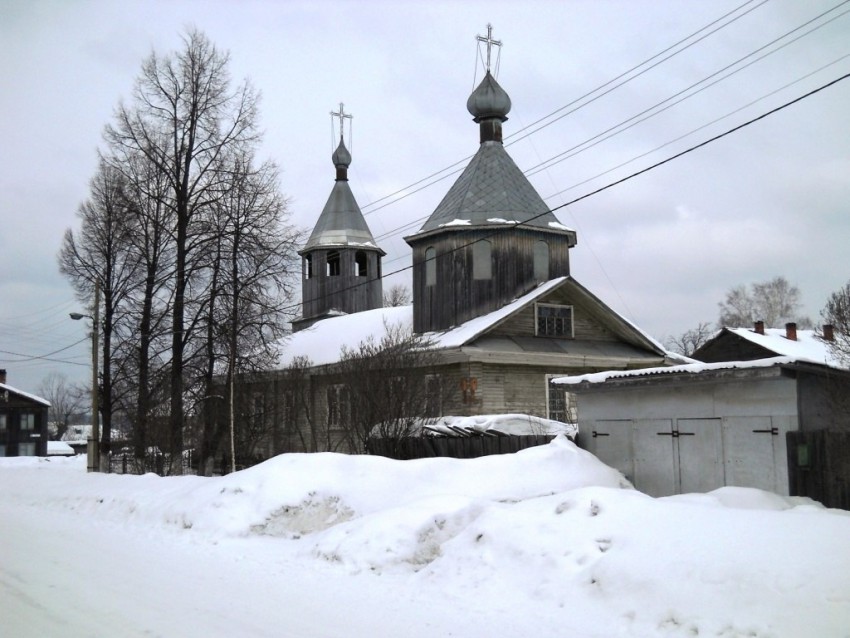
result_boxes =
[70,281,100,472]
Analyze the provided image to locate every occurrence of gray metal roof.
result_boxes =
[302,139,384,253]
[415,141,566,233]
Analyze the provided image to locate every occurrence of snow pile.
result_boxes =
[2,440,850,637]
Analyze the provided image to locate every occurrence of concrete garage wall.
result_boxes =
[574,374,798,497]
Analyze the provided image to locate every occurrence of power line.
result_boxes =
[290,71,850,315]
[0,337,91,366]
[359,0,767,217]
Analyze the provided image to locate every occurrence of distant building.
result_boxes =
[0,369,50,457]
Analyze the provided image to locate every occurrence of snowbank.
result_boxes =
[2,439,849,637]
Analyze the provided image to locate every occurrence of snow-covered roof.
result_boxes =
[0,382,50,407]
[553,355,833,387]
[61,425,93,442]
[47,441,76,455]
[720,327,837,365]
[423,414,578,438]
[277,277,666,368]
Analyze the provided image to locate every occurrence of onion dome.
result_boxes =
[466,71,512,123]
[332,136,351,168]
[332,136,351,181]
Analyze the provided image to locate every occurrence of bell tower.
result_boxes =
[293,104,385,332]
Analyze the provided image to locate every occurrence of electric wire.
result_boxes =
[360,0,770,217]
[290,71,850,314]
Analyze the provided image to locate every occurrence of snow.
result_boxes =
[3,440,850,637]
[548,221,574,231]
[437,218,471,227]
[724,326,838,365]
[46,441,75,455]
[422,413,577,437]
[553,355,801,385]
[276,278,569,367]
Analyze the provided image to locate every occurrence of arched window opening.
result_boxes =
[425,247,436,286]
[355,251,368,277]
[327,251,340,277]
[473,240,492,280]
[304,254,313,280]
[534,241,549,282]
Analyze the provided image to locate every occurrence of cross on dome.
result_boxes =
[476,23,502,73]
[330,102,353,138]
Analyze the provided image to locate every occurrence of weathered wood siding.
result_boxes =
[299,247,383,326]
[410,228,574,333]
[488,287,619,342]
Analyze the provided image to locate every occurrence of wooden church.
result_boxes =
[239,27,683,457]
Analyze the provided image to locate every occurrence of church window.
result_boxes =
[424,375,442,418]
[425,247,436,286]
[327,251,341,277]
[535,303,573,338]
[304,255,313,280]
[0,414,6,431]
[326,385,350,429]
[473,240,492,280]
[534,241,549,281]
[355,251,368,277]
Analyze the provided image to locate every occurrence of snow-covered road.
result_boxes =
[3,442,850,637]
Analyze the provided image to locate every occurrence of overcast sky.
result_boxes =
[2,0,848,392]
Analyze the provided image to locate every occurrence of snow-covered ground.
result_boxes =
[2,438,849,637]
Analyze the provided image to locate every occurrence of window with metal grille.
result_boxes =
[535,303,573,337]
[547,381,578,423]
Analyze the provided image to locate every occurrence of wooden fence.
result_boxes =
[786,430,850,510]
[366,434,557,461]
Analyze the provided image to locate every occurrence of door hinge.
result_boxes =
[752,427,779,435]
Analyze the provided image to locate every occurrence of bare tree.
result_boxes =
[38,372,85,440]
[104,29,267,468]
[383,283,411,307]
[718,276,812,328]
[821,281,850,367]
[59,159,140,468]
[664,322,715,357]
[194,154,299,474]
[335,322,448,454]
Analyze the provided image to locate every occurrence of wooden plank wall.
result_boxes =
[410,228,574,333]
[786,430,850,510]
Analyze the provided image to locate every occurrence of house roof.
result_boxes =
[712,327,836,365]
[0,382,50,407]
[277,276,673,369]
[553,354,849,389]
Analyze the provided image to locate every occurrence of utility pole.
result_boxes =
[71,280,100,472]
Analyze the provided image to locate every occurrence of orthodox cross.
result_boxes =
[476,23,502,73]
[330,102,353,138]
